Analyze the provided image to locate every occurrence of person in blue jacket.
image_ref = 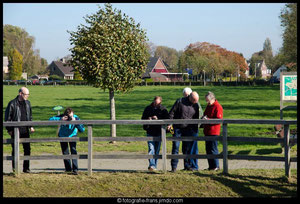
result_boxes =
[49,107,85,175]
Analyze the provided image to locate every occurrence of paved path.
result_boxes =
[3,151,297,173]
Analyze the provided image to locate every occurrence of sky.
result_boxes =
[3,3,286,64]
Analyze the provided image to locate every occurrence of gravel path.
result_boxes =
[3,151,297,173]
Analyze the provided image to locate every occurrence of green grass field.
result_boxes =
[2,85,297,198]
[3,84,297,157]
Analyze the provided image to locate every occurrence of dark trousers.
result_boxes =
[171,128,199,170]
[205,135,220,169]
[60,141,78,172]
[11,131,30,172]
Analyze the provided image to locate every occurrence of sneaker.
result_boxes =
[171,167,177,173]
[148,166,157,171]
[72,171,78,175]
[23,169,31,173]
[211,167,219,171]
[204,167,219,171]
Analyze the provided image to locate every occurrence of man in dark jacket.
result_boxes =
[5,87,35,173]
[142,96,169,171]
[168,91,200,172]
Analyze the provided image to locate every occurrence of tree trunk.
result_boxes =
[109,89,116,144]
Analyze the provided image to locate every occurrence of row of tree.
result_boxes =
[248,3,297,75]
[3,24,49,80]
[3,3,296,82]
[150,42,248,82]
[236,3,297,76]
[149,3,297,80]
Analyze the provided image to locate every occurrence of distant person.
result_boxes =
[168,91,200,172]
[201,91,223,171]
[5,87,35,173]
[142,96,169,171]
[49,107,85,175]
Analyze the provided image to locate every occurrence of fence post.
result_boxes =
[161,125,167,172]
[222,123,228,174]
[14,127,20,175]
[284,124,290,178]
[88,125,93,176]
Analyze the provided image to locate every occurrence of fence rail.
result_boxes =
[3,119,297,177]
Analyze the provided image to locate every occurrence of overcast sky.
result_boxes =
[3,3,285,64]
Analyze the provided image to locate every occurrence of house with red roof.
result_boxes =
[142,57,187,82]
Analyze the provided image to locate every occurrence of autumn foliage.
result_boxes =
[180,42,249,80]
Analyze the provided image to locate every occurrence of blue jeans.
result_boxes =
[60,141,78,172]
[171,128,199,170]
[147,134,161,168]
[205,136,219,169]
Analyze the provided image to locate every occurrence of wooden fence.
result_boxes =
[3,119,297,177]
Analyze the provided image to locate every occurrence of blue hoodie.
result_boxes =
[49,114,85,137]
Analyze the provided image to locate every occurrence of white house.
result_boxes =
[3,56,9,73]
[273,65,287,82]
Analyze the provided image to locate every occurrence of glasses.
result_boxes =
[22,93,30,96]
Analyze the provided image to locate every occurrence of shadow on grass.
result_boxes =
[256,147,283,155]
[193,171,297,197]
[61,98,98,101]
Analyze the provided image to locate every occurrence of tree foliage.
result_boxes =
[68,3,149,139]
[249,37,275,74]
[180,42,248,81]
[68,3,149,93]
[154,46,180,72]
[3,24,48,76]
[279,3,297,70]
[8,48,23,80]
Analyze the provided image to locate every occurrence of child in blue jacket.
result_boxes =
[49,107,85,174]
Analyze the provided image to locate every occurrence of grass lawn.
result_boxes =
[3,169,297,197]
[2,84,297,157]
[2,85,297,198]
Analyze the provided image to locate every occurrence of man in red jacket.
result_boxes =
[202,91,223,171]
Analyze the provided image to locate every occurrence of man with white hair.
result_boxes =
[182,87,192,97]
[5,87,35,173]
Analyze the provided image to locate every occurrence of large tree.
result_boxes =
[3,24,48,76]
[279,3,297,70]
[180,42,248,81]
[68,3,149,140]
